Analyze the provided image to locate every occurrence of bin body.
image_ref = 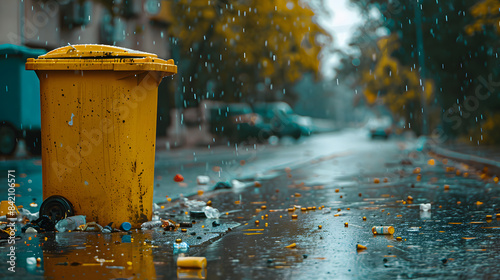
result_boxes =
[26,45,176,227]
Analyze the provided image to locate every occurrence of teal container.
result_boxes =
[0,44,46,155]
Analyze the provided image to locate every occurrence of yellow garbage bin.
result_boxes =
[26,45,177,228]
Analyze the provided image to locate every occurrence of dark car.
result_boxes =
[209,103,271,143]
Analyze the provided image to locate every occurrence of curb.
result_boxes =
[427,143,500,177]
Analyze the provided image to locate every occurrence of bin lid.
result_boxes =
[39,44,158,59]
[25,44,177,74]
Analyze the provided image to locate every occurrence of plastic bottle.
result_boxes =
[203,206,220,219]
[420,203,431,211]
[173,241,189,254]
[371,226,395,235]
[55,215,86,232]
[120,222,132,231]
[140,220,163,230]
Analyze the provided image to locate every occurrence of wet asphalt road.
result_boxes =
[1,129,500,279]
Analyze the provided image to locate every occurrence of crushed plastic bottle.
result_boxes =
[18,208,39,222]
[173,241,189,254]
[55,215,86,232]
[420,203,431,211]
[322,207,331,214]
[180,197,206,209]
[141,220,163,230]
[203,206,220,219]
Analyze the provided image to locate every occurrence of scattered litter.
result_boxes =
[25,227,37,233]
[18,208,39,222]
[420,203,431,211]
[79,222,104,232]
[55,215,86,232]
[102,222,114,233]
[231,179,254,188]
[372,226,395,235]
[213,181,232,190]
[153,203,161,211]
[26,257,37,266]
[177,257,207,269]
[173,241,189,254]
[180,197,206,209]
[22,215,56,233]
[197,176,210,185]
[174,174,184,182]
[120,222,132,231]
[203,206,220,219]
[356,244,367,250]
[141,220,163,230]
[285,243,296,248]
[190,211,207,219]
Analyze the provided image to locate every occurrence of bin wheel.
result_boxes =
[0,122,18,156]
[40,195,74,221]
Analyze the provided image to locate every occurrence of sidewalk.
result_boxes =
[426,139,500,177]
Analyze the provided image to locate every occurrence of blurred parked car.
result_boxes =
[209,103,271,143]
[366,116,393,139]
[252,102,313,139]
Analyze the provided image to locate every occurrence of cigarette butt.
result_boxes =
[285,243,296,248]
[356,244,367,250]
[291,214,298,219]
[177,257,207,269]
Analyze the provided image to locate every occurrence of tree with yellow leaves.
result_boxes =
[360,35,435,135]
[169,0,330,105]
[466,0,500,35]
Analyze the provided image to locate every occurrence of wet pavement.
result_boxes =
[1,129,500,279]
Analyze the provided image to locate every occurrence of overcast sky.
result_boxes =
[315,0,364,78]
